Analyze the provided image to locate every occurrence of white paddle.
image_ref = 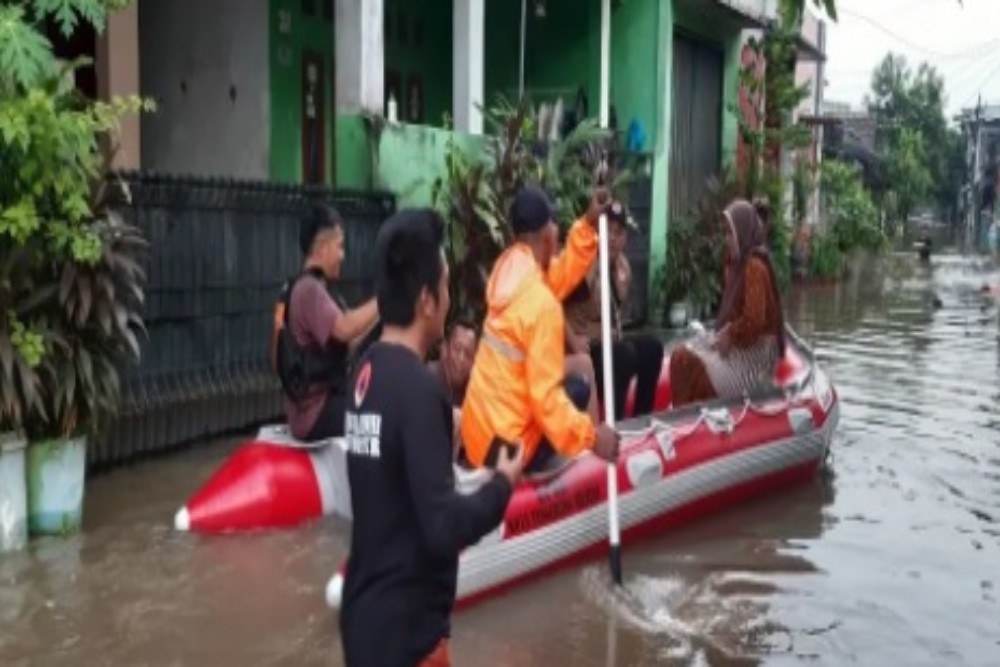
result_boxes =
[597,0,622,587]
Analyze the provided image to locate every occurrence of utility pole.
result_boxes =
[973,96,983,249]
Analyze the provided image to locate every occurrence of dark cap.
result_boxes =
[607,200,637,231]
[510,186,555,235]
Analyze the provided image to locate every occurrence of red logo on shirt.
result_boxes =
[354,361,372,406]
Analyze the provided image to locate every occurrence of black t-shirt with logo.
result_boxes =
[339,342,512,667]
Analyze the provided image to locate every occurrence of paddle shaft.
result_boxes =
[597,213,623,586]
[596,0,621,587]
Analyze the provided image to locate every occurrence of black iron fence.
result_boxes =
[621,154,654,325]
[92,172,395,470]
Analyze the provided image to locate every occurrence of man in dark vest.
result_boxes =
[276,204,379,441]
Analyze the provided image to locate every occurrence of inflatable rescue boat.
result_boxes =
[174,326,838,609]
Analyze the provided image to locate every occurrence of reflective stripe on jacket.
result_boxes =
[460,219,598,466]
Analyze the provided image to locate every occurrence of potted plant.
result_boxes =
[25,183,147,536]
[661,173,734,328]
[2,2,151,536]
[0,243,53,551]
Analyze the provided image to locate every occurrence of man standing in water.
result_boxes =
[340,209,523,667]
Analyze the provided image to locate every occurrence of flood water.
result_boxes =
[2,252,999,666]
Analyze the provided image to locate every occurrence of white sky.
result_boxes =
[823,0,1000,119]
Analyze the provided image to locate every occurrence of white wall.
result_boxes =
[140,0,270,178]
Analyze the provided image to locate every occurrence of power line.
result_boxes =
[960,58,1000,110]
[839,8,1000,60]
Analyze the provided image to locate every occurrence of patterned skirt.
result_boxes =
[684,333,780,400]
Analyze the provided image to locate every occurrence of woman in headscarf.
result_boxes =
[669,199,786,407]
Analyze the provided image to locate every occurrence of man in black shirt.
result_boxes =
[340,208,523,667]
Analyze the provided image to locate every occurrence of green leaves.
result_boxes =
[868,53,958,222]
[821,160,886,254]
[1,0,150,438]
[32,0,107,37]
[0,200,41,243]
[0,6,53,89]
[434,95,623,324]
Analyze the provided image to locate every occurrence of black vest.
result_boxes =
[276,268,349,401]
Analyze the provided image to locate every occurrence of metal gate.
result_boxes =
[669,32,724,220]
[92,173,395,470]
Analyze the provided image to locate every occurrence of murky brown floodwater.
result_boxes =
[2,252,999,666]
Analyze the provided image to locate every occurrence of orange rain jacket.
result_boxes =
[461,219,599,467]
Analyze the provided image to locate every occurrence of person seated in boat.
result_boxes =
[460,185,620,474]
[427,319,478,409]
[669,199,786,408]
[564,199,665,420]
[340,207,523,667]
[276,204,380,441]
[427,319,479,455]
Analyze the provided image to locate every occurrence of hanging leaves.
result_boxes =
[1,0,152,438]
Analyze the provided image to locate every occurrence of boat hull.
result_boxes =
[325,380,838,610]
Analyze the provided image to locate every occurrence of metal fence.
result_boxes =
[92,172,395,470]
[620,154,654,325]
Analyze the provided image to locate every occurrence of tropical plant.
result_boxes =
[433,95,630,323]
[35,179,147,439]
[731,0,814,290]
[792,157,814,225]
[0,240,52,432]
[821,159,887,254]
[759,171,794,289]
[808,231,841,279]
[662,171,739,318]
[1,0,151,439]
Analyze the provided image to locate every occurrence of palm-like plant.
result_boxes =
[0,241,53,432]
[434,96,631,323]
[34,179,148,440]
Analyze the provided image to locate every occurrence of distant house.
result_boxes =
[956,104,1000,245]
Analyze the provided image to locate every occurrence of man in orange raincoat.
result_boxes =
[461,186,620,473]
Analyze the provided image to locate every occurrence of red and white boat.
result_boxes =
[174,327,838,610]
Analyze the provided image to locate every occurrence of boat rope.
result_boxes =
[627,391,813,448]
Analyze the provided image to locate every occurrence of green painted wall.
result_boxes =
[649,0,674,309]
[375,123,486,208]
[483,0,657,148]
[334,116,487,205]
[334,114,372,190]
[611,0,659,148]
[268,0,336,184]
[384,0,452,127]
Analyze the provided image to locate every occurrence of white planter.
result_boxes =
[668,301,689,328]
[0,431,28,552]
[26,436,87,536]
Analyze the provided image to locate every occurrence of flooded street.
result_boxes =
[2,252,999,666]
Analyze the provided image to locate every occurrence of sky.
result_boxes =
[822,0,1000,119]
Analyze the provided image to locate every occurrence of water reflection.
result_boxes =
[2,251,1000,666]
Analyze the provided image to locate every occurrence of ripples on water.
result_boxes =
[1,252,999,666]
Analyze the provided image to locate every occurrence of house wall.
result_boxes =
[384,0,452,127]
[268,0,336,184]
[140,0,270,179]
[481,0,658,148]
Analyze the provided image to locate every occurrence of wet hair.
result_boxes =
[374,208,446,327]
[449,317,479,340]
[300,203,343,255]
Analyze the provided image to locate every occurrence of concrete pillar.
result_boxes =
[452,0,484,134]
[335,0,384,114]
[95,3,141,170]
